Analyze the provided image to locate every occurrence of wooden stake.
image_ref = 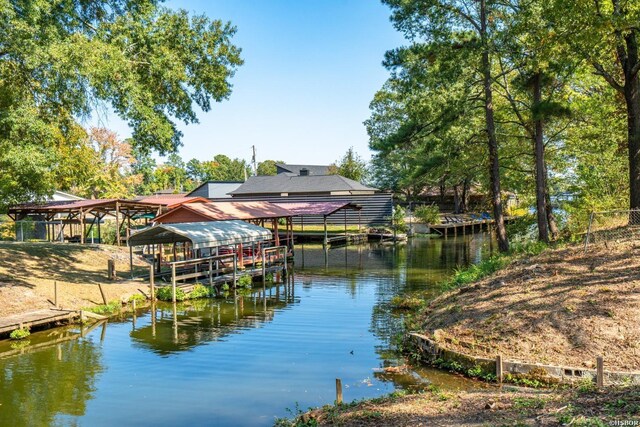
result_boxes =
[496,354,503,384]
[98,283,107,305]
[335,378,343,404]
[107,259,115,280]
[596,356,604,388]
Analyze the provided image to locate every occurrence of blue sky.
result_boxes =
[96,0,405,166]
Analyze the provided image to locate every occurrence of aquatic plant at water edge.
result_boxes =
[156,286,186,301]
[237,275,252,288]
[189,283,211,299]
[10,327,30,340]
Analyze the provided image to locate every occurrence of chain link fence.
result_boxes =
[584,210,640,251]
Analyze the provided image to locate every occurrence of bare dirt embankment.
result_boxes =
[419,241,640,372]
[0,242,150,317]
[293,385,640,426]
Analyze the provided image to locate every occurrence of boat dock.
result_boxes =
[0,308,80,336]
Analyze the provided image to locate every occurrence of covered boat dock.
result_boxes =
[128,220,286,301]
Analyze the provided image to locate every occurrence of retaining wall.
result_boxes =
[409,332,640,385]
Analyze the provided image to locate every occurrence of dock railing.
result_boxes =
[261,246,288,279]
[168,253,238,302]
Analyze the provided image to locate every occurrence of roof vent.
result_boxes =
[299,168,309,176]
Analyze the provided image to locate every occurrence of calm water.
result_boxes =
[0,235,492,427]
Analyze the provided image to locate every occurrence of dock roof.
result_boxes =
[272,201,361,216]
[128,220,272,249]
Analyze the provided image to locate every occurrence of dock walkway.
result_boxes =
[0,308,79,335]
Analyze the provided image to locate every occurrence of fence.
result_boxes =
[12,220,104,243]
[584,210,640,251]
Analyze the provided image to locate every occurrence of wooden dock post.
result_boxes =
[496,355,503,384]
[262,249,266,281]
[335,378,343,404]
[149,264,155,301]
[171,263,177,303]
[596,356,604,388]
[208,258,214,293]
[232,254,237,287]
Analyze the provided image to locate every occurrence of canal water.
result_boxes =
[0,235,492,427]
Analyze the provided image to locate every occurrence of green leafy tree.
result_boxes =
[257,160,281,176]
[331,147,368,182]
[0,0,242,209]
[550,0,640,212]
[383,0,510,251]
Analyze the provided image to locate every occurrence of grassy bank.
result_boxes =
[277,384,640,426]
[0,242,149,317]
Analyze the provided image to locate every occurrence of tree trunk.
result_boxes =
[623,33,640,217]
[545,189,560,240]
[533,72,549,243]
[480,0,509,252]
[453,184,461,214]
[461,178,470,213]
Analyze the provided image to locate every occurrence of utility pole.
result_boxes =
[251,145,257,176]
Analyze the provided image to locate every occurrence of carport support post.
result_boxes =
[115,201,121,246]
[208,259,213,291]
[323,215,328,247]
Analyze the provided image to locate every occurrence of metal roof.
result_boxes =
[228,175,378,195]
[272,201,361,216]
[153,201,294,223]
[134,196,208,208]
[128,220,272,249]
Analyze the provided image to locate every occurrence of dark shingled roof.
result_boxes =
[228,174,378,195]
[275,163,331,176]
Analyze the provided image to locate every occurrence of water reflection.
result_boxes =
[0,236,492,426]
[0,328,104,427]
[131,281,297,356]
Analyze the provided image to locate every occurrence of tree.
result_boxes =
[550,0,640,212]
[257,160,281,176]
[75,127,141,198]
[332,147,368,182]
[0,0,243,208]
[381,0,510,250]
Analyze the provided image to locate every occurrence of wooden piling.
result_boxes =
[335,378,343,404]
[149,264,155,301]
[171,263,177,303]
[596,356,604,388]
[496,355,503,384]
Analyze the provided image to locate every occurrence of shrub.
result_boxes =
[392,205,408,232]
[414,205,440,224]
[10,327,30,340]
[87,300,121,315]
[156,286,186,301]
[128,294,146,304]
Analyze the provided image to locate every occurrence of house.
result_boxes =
[187,181,244,199]
[275,163,331,176]
[227,173,392,227]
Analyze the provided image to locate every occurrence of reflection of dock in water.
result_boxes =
[0,319,106,359]
[130,276,297,355]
